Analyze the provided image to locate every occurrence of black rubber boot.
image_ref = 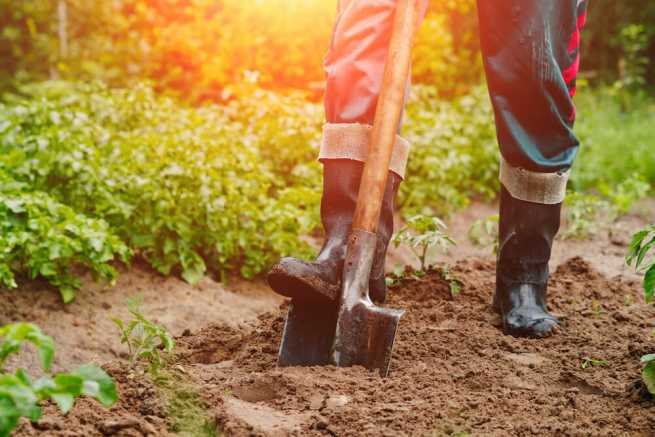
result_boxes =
[493,185,561,338]
[267,159,399,303]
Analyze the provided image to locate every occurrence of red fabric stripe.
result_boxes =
[568,29,580,53]
[563,52,580,84]
[577,13,587,29]
[569,86,577,98]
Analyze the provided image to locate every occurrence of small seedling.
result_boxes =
[467,214,499,255]
[640,354,655,396]
[626,224,655,303]
[385,264,407,288]
[113,296,175,376]
[591,300,604,318]
[0,323,117,436]
[392,214,455,272]
[441,264,463,298]
[580,357,609,369]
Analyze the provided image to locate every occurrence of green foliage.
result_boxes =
[440,264,462,298]
[580,0,655,86]
[0,81,321,289]
[467,214,499,255]
[610,24,651,109]
[561,192,610,240]
[3,0,652,98]
[392,214,455,272]
[0,180,131,302]
[626,225,655,303]
[599,175,650,215]
[640,354,655,396]
[573,87,655,193]
[113,297,174,376]
[412,0,483,98]
[0,0,487,100]
[563,175,650,241]
[0,323,117,437]
[0,79,652,298]
[0,323,54,372]
[401,86,499,217]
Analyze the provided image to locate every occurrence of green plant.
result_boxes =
[0,81,321,289]
[572,87,655,193]
[467,214,499,255]
[440,264,463,298]
[610,24,650,110]
[0,179,131,302]
[392,215,455,272]
[562,192,610,240]
[0,323,117,436]
[113,297,175,375]
[599,175,650,216]
[626,224,655,303]
[401,86,499,218]
[580,357,609,369]
[640,354,655,396]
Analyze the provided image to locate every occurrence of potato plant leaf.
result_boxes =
[644,264,655,304]
[642,361,655,396]
[0,323,118,436]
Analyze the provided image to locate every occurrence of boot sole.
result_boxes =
[267,264,339,303]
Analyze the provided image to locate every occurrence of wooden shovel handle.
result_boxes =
[352,0,420,233]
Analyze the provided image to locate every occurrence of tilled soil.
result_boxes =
[15,256,655,436]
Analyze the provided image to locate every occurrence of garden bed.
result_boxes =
[12,256,655,436]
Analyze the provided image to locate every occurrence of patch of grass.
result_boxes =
[156,369,219,437]
[573,87,655,194]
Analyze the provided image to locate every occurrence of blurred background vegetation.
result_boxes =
[0,0,653,298]
[2,0,654,98]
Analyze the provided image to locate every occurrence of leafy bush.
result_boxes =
[0,79,651,299]
[561,192,610,240]
[572,87,655,193]
[0,81,321,289]
[401,85,499,217]
[0,175,130,302]
[0,323,117,436]
[0,0,484,100]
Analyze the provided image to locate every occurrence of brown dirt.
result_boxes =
[0,261,281,374]
[14,256,655,436]
[2,199,651,375]
[4,200,655,436]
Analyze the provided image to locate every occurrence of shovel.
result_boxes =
[330,0,420,377]
[277,0,420,374]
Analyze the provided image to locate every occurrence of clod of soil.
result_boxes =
[15,257,655,436]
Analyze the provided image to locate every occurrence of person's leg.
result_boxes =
[268,0,427,304]
[477,0,588,337]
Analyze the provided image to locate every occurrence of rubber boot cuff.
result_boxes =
[319,123,411,179]
[499,154,570,205]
